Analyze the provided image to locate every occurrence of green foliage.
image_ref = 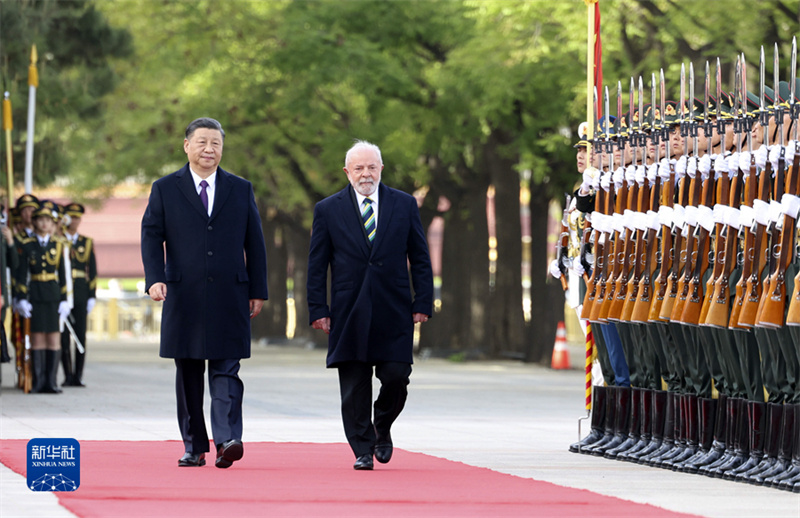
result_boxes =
[0,0,131,188]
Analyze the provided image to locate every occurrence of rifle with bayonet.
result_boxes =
[581,87,603,319]
[738,46,773,328]
[556,195,572,291]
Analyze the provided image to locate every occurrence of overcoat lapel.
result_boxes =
[175,165,209,219]
[210,168,231,223]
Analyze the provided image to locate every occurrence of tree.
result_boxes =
[0,0,131,188]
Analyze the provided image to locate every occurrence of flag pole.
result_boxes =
[24,44,37,195]
[3,91,12,210]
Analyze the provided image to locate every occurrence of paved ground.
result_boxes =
[1,338,798,518]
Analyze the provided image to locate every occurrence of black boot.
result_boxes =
[60,332,74,386]
[725,400,765,480]
[738,402,784,483]
[618,388,653,461]
[755,403,796,486]
[667,394,700,470]
[592,386,631,456]
[73,349,86,387]
[640,391,676,465]
[582,386,617,455]
[630,390,666,462]
[605,387,642,459]
[710,398,748,478]
[688,394,727,474]
[652,393,686,468]
[570,385,608,453]
[677,396,715,472]
[774,404,800,490]
[42,350,62,394]
[30,349,47,393]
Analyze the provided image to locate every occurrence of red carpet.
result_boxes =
[1,440,699,517]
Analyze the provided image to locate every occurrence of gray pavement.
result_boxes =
[1,338,799,518]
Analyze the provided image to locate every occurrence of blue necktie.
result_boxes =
[199,180,209,213]
[362,198,375,242]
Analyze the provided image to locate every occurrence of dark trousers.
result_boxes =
[337,361,411,457]
[174,358,243,454]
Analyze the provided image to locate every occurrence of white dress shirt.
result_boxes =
[354,189,379,231]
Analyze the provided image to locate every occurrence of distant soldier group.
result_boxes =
[0,193,97,393]
[552,43,800,492]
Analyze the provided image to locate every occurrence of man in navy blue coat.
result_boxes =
[308,140,433,470]
[141,118,268,469]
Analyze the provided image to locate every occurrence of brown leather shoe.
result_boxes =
[178,452,206,467]
[215,440,244,469]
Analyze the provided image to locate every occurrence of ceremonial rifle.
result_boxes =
[556,194,571,291]
[738,47,773,327]
[659,64,690,321]
[682,62,717,325]
[760,39,799,327]
[650,69,675,321]
[580,87,603,319]
[671,62,702,322]
[705,58,742,328]
[630,72,663,323]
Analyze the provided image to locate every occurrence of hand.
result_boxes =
[413,312,429,324]
[0,225,12,245]
[59,301,72,320]
[87,298,96,313]
[148,282,167,301]
[549,259,562,279]
[312,317,331,334]
[249,299,264,318]
[18,299,32,318]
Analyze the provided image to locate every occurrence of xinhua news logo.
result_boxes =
[27,438,80,492]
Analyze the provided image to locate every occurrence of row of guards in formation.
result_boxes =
[550,41,800,493]
[0,193,97,394]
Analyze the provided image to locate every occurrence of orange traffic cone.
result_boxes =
[551,321,570,370]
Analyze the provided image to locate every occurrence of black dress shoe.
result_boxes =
[353,453,374,470]
[375,432,393,464]
[178,452,206,467]
[215,439,244,469]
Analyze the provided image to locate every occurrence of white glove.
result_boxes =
[549,259,562,280]
[625,165,636,185]
[658,158,671,180]
[768,144,782,171]
[612,167,625,189]
[600,170,611,191]
[698,154,712,177]
[739,151,752,174]
[686,157,697,179]
[635,165,646,185]
[647,163,658,184]
[714,155,729,175]
[786,141,797,164]
[675,155,687,178]
[18,299,32,318]
[59,301,71,321]
[572,260,585,277]
[87,298,96,313]
[727,152,739,175]
[754,145,768,170]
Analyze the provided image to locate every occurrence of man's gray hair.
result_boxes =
[344,140,383,168]
[185,117,226,141]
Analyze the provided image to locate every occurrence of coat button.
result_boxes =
[208,276,213,282]
[208,225,213,231]
[207,251,213,256]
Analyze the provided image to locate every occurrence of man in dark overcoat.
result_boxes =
[307,140,433,470]
[141,117,268,469]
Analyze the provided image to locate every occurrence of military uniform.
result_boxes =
[60,203,97,387]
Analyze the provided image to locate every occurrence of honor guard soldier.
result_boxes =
[60,202,96,387]
[14,202,70,393]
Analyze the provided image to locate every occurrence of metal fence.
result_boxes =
[87,293,162,341]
